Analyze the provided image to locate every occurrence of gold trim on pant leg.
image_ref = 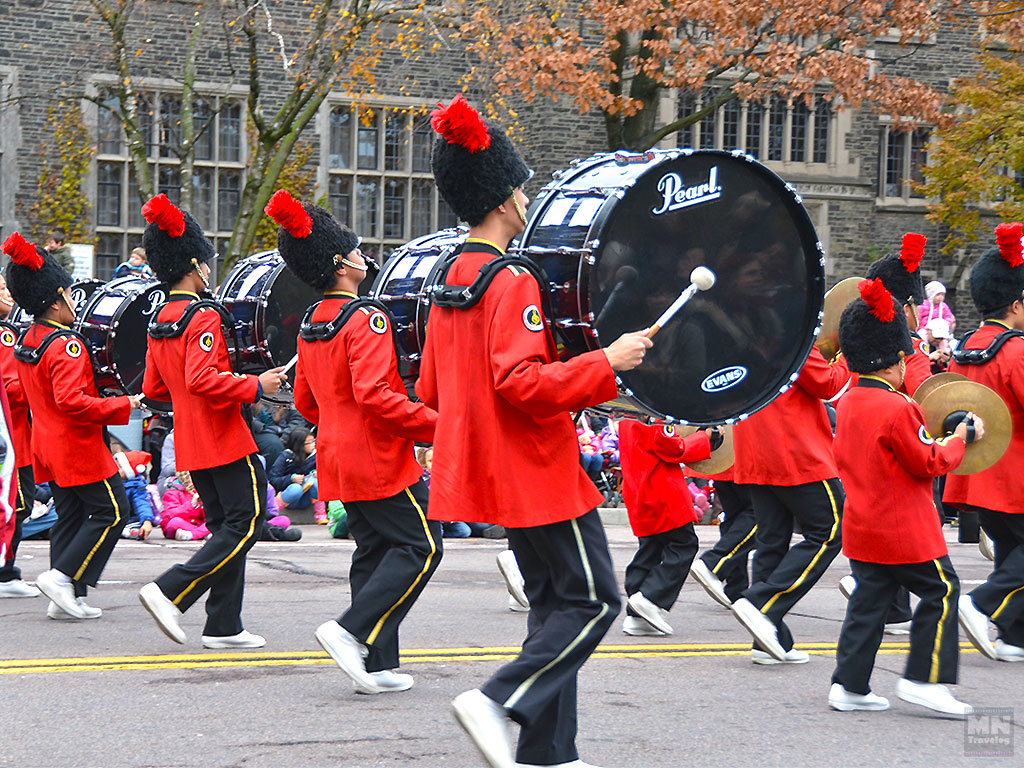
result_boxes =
[761,480,840,613]
[929,558,954,684]
[73,479,122,582]
[365,487,437,645]
[172,456,261,606]
[503,517,610,711]
[712,525,757,575]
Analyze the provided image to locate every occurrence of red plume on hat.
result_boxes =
[141,194,186,238]
[995,222,1024,268]
[2,232,43,270]
[859,278,896,322]
[899,232,925,273]
[430,94,491,154]
[265,189,313,238]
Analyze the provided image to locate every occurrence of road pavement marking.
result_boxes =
[0,642,983,676]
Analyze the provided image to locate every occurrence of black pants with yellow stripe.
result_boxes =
[340,480,441,673]
[0,465,35,583]
[49,471,129,598]
[700,480,756,603]
[481,508,621,767]
[625,523,698,612]
[974,509,1024,646]
[155,454,266,637]
[833,556,960,695]
[743,478,844,651]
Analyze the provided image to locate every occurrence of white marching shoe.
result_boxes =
[730,598,786,661]
[752,648,809,665]
[508,594,529,613]
[622,615,667,637]
[202,630,266,649]
[626,593,673,635]
[139,582,186,644]
[47,598,102,620]
[497,550,529,609]
[828,683,889,712]
[994,639,1024,662]
[452,689,514,768]
[957,595,998,660]
[35,569,88,619]
[314,620,382,693]
[0,579,40,598]
[690,559,732,607]
[837,575,856,600]
[354,669,414,695]
[896,678,972,718]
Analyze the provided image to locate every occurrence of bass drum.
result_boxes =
[216,250,321,401]
[7,278,105,331]
[75,276,169,406]
[515,148,824,426]
[369,228,466,386]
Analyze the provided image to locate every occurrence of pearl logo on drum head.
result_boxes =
[701,365,748,393]
[652,167,721,215]
[522,304,543,332]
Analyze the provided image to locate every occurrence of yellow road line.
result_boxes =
[0,643,982,676]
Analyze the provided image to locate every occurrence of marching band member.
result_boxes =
[0,298,40,600]
[946,223,1024,662]
[417,95,650,768]
[137,194,286,648]
[618,419,711,636]
[3,232,139,619]
[727,344,849,663]
[266,189,441,695]
[830,278,974,716]
[834,233,931,630]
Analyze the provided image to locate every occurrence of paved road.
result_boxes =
[1,525,1019,767]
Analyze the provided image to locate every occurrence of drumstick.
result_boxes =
[647,266,716,338]
[281,354,299,375]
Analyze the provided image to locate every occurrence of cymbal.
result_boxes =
[675,424,735,475]
[919,380,1012,475]
[912,372,969,405]
[816,277,862,361]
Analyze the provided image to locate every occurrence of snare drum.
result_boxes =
[372,149,825,426]
[76,276,168,398]
[216,250,321,397]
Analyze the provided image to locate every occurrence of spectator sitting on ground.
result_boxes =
[115,450,159,540]
[269,428,317,509]
[917,280,956,332]
[160,472,209,541]
[112,246,155,280]
[44,228,75,273]
[258,455,302,541]
[155,429,176,496]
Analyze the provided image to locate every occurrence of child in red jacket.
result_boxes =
[830,278,977,717]
[619,419,712,636]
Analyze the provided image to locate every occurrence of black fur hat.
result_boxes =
[970,223,1024,315]
[865,232,926,307]
[430,95,532,226]
[2,232,73,316]
[141,194,215,284]
[264,190,359,291]
[839,278,914,374]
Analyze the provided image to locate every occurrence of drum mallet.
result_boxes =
[646,266,716,338]
[281,354,299,375]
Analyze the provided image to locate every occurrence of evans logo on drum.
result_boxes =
[652,167,721,215]
[701,365,748,393]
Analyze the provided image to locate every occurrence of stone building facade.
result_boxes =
[0,1,995,321]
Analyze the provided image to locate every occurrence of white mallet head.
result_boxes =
[690,266,716,292]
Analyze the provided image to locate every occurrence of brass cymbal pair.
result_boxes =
[914,377,1011,475]
[816,277,862,361]
[669,424,735,474]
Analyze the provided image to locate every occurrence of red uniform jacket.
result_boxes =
[835,376,964,563]
[16,322,131,486]
[142,293,258,472]
[293,293,436,503]
[619,420,712,537]
[832,332,932,399]
[732,346,850,486]
[0,325,32,468]
[944,321,1024,515]
[415,241,619,527]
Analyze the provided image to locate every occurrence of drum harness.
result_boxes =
[951,327,1024,366]
[146,297,242,370]
[12,323,89,366]
[298,296,399,347]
